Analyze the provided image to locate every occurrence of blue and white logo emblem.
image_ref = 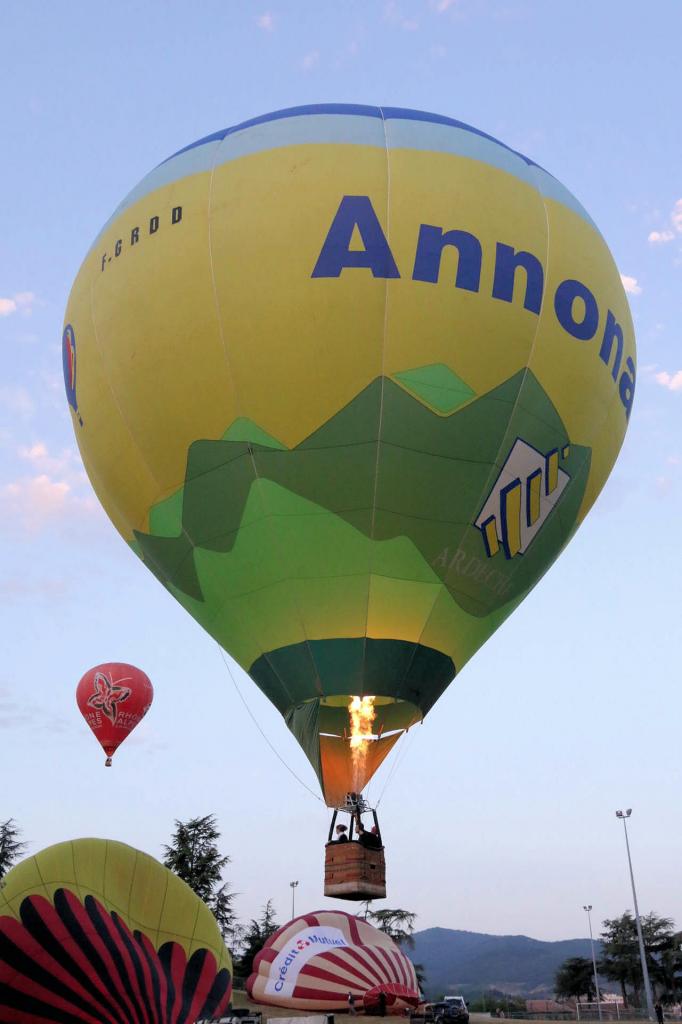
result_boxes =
[476,438,570,559]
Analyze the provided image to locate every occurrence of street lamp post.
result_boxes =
[583,905,603,1022]
[290,880,299,919]
[615,809,655,1021]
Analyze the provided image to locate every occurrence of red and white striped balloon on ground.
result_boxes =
[247,910,419,1012]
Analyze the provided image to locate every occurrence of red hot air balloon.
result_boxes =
[76,663,153,765]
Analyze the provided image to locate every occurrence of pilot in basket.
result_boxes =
[324,792,386,900]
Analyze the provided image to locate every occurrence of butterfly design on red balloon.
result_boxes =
[76,662,154,766]
[86,671,132,725]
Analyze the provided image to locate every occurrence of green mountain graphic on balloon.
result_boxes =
[135,368,590,636]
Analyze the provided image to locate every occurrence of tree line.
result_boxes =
[555,914,682,1007]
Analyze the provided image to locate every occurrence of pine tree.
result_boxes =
[162,814,237,942]
[368,908,417,948]
[233,900,279,980]
[0,819,27,881]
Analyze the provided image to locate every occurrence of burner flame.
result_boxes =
[348,696,376,790]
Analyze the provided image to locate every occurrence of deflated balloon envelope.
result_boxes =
[62,104,636,803]
[247,909,419,1010]
[0,838,232,1023]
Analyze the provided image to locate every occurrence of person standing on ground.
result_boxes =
[655,1002,664,1024]
[348,991,357,1015]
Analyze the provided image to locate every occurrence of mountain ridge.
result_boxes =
[410,926,602,999]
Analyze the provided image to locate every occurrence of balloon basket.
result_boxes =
[324,841,386,900]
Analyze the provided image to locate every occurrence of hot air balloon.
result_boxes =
[62,105,635,871]
[247,909,418,1011]
[0,838,232,1023]
[76,662,153,765]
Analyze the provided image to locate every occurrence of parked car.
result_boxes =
[443,998,469,1017]
[411,1000,469,1024]
[433,999,470,1024]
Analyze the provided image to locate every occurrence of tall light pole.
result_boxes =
[583,905,602,1021]
[290,880,299,919]
[615,809,654,1021]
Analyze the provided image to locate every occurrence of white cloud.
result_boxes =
[3,475,71,524]
[672,198,682,233]
[0,577,68,602]
[0,385,35,418]
[256,12,274,31]
[18,441,83,478]
[383,1,419,29]
[434,0,459,10]
[654,369,682,392]
[620,274,642,296]
[19,441,48,461]
[0,683,75,736]
[0,291,36,317]
[18,442,87,485]
[0,688,34,729]
[300,50,320,71]
[648,198,682,242]
[22,439,86,478]
[1,468,97,533]
[40,368,64,393]
[120,723,169,755]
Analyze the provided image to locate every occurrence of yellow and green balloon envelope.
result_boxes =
[63,105,635,805]
[0,838,232,1022]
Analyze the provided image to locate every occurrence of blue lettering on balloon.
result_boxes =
[599,310,624,381]
[619,356,636,420]
[492,243,544,314]
[412,225,482,291]
[311,199,636,419]
[311,196,400,278]
[554,279,599,341]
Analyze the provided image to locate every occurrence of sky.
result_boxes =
[1,0,681,945]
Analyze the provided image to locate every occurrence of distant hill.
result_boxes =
[410,927,602,999]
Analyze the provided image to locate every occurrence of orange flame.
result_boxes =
[349,695,376,748]
[349,696,376,790]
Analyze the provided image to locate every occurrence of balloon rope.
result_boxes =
[216,646,323,803]
[374,727,417,807]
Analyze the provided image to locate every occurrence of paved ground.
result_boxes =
[229,1000,651,1024]
[233,995,537,1022]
